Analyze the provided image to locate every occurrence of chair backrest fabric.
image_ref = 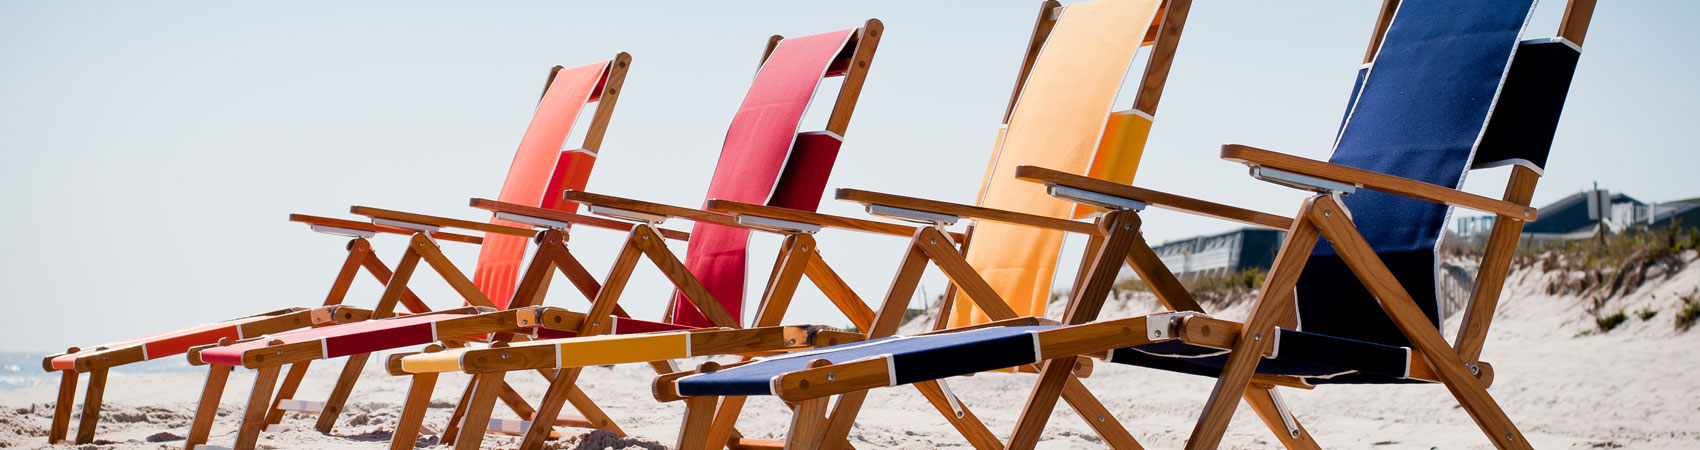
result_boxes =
[671,29,858,327]
[473,61,611,309]
[1295,0,1577,347]
[950,0,1163,327]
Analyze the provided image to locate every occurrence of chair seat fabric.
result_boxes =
[199,313,468,366]
[678,326,1052,397]
[676,318,1429,397]
[1106,327,1423,385]
[532,315,698,340]
[50,312,290,370]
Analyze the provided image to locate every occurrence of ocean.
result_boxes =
[0,352,199,391]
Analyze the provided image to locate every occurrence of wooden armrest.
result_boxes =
[835,188,1102,236]
[349,206,536,237]
[562,190,742,228]
[468,198,690,241]
[704,199,920,238]
[289,214,483,244]
[1012,166,1294,230]
[1221,144,1537,221]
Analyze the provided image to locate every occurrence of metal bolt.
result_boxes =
[1124,223,1133,230]
[802,245,809,251]
[929,238,937,244]
[502,353,510,359]
[1323,210,1332,217]
[788,339,797,345]
[1467,364,1480,375]
[1291,430,1301,438]
[1253,333,1263,341]
[826,373,835,381]
[641,234,648,240]
[1098,416,1105,422]
[1506,434,1514,441]
[592,321,600,327]
[276,349,283,355]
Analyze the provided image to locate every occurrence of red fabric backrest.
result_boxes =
[671,29,856,327]
[473,61,609,309]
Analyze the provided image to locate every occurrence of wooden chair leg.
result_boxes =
[703,396,748,450]
[439,376,479,446]
[517,368,585,450]
[264,361,313,426]
[1060,377,1142,450]
[677,395,719,450]
[235,366,283,450]
[1007,357,1080,450]
[453,372,506,450]
[912,381,1001,450]
[1186,200,1321,450]
[1306,196,1531,450]
[49,370,76,443]
[562,381,625,434]
[1243,386,1321,450]
[74,367,108,444]
[314,352,372,433]
[786,397,832,450]
[186,365,231,450]
[390,372,439,450]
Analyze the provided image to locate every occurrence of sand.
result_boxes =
[4,254,1698,449]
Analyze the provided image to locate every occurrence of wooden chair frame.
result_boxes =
[177,56,638,450]
[711,0,1597,447]
[39,213,451,445]
[433,21,890,450]
[655,3,1218,449]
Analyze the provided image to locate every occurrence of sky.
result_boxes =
[1,1,1695,353]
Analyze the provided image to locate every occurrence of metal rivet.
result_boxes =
[1098,416,1105,422]
[1323,210,1332,217]
[276,349,283,355]
[929,238,937,244]
[641,234,648,240]
[592,321,600,327]
[502,353,510,359]
[1253,333,1263,341]
[1467,364,1480,375]
[1124,223,1133,230]
[788,339,797,345]
[1291,430,1301,438]
[826,373,835,381]
[801,245,809,251]
[1506,434,1514,441]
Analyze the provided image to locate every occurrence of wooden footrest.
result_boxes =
[728,438,785,450]
[486,415,597,436]
[274,399,325,414]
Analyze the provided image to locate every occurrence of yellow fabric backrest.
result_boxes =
[953,0,1161,326]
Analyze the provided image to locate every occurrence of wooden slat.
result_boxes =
[1004,1,1063,123]
[235,365,282,450]
[390,372,438,450]
[1014,165,1293,230]
[349,205,535,237]
[630,224,740,328]
[823,19,882,136]
[1186,198,1321,450]
[289,214,483,244]
[706,199,919,238]
[1363,0,1400,63]
[836,188,1102,236]
[580,52,630,153]
[75,368,107,444]
[1220,145,1537,220]
[468,198,690,240]
[186,366,230,450]
[1456,165,1540,363]
[49,370,75,443]
[562,190,743,227]
[1130,0,1192,115]
[1558,0,1597,45]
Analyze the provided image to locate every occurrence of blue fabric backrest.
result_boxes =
[1295,0,1537,347]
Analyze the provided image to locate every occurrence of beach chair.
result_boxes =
[37,148,491,446]
[638,0,1192,447]
[177,56,641,450]
[383,21,891,450]
[659,0,1595,448]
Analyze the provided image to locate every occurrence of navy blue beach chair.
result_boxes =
[650,0,1597,449]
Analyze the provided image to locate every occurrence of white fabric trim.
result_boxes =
[684,334,694,358]
[319,339,330,358]
[1267,328,1283,359]
[882,354,897,387]
[1401,347,1413,379]
[1471,157,1546,175]
[1027,330,1045,362]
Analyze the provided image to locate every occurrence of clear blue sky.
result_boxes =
[1,1,1693,352]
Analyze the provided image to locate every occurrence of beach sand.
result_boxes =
[4,258,1698,449]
